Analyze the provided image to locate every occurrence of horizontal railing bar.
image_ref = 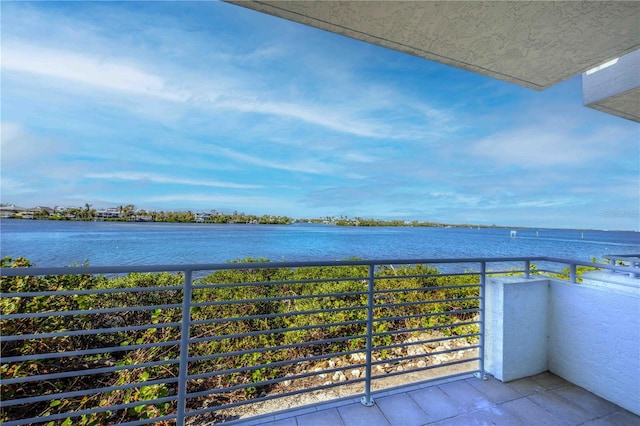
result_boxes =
[1,396,176,426]
[190,360,363,387]
[371,321,480,338]
[0,285,183,299]
[3,310,477,350]
[371,358,479,380]
[374,296,479,310]
[189,334,367,362]
[537,269,569,275]
[192,291,367,308]
[112,415,178,426]
[187,367,366,400]
[373,308,480,323]
[371,345,480,367]
[1,321,182,342]
[2,358,179,385]
[373,283,480,295]
[1,303,182,320]
[372,335,479,353]
[484,269,527,276]
[185,376,365,417]
[188,349,366,381]
[3,256,636,278]
[0,257,524,277]
[191,305,367,326]
[0,377,179,407]
[190,319,367,344]
[1,340,181,363]
[375,272,480,281]
[194,275,366,290]
[0,257,525,277]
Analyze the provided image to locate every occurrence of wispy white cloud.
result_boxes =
[215,98,382,138]
[513,199,584,208]
[215,147,336,175]
[85,172,261,189]
[143,193,297,211]
[2,44,187,101]
[3,33,455,141]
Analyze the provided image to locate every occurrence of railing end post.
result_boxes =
[474,372,488,381]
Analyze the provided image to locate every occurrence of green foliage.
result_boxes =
[1,257,480,424]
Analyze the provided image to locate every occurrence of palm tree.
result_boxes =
[84,203,93,220]
[122,204,135,221]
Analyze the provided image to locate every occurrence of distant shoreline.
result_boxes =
[1,216,636,233]
[0,215,517,229]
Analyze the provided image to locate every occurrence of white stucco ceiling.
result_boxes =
[228,1,639,91]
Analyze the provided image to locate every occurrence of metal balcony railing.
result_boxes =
[1,256,637,425]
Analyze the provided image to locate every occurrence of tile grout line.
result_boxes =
[524,391,578,426]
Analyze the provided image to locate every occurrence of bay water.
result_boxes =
[1,219,638,268]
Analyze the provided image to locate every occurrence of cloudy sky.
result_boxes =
[1,2,638,230]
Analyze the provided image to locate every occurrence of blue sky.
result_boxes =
[1,2,638,230]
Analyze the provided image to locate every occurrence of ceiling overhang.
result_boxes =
[227,1,639,91]
[583,50,640,123]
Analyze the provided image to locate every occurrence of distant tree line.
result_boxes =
[1,204,293,225]
[3,203,509,228]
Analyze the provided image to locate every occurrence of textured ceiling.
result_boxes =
[586,87,639,122]
[228,1,639,90]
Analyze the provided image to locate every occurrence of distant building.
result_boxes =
[95,208,122,219]
[0,204,26,218]
[195,212,211,223]
[32,206,54,216]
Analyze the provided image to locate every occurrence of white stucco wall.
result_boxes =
[485,278,549,382]
[548,280,640,415]
[485,276,640,415]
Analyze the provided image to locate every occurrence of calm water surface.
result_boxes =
[1,219,638,267]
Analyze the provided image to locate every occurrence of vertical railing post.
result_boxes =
[524,260,531,279]
[475,262,488,380]
[570,263,577,283]
[177,269,193,425]
[360,264,375,407]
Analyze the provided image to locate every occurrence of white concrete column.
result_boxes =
[485,277,550,382]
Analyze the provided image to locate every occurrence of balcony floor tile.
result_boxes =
[465,376,523,404]
[254,417,296,426]
[295,408,345,426]
[374,393,427,426]
[504,375,547,396]
[436,379,494,412]
[530,371,571,390]
[336,402,390,426]
[527,390,599,424]
[500,396,571,425]
[230,373,640,426]
[552,385,618,418]
[428,405,522,425]
[406,385,462,423]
